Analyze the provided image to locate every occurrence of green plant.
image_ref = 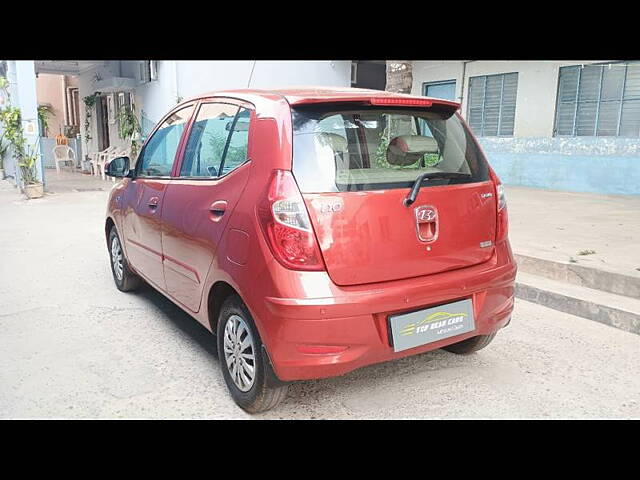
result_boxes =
[0,75,9,102]
[0,106,26,156]
[18,140,40,185]
[0,132,8,169]
[83,93,99,144]
[0,76,42,186]
[37,105,54,136]
[116,105,142,157]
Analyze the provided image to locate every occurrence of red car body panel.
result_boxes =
[302,181,498,286]
[106,87,517,382]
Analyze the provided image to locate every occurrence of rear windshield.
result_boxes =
[291,105,489,193]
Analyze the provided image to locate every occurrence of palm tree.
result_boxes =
[385,61,413,93]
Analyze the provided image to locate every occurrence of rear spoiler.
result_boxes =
[289,95,460,116]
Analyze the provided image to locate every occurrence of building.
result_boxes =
[2,60,638,195]
[1,60,354,184]
[411,61,640,195]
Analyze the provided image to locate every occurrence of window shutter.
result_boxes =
[468,76,485,134]
[620,63,640,136]
[482,75,502,136]
[467,73,517,136]
[555,66,579,135]
[555,62,640,137]
[596,65,624,136]
[574,65,602,136]
[499,73,518,136]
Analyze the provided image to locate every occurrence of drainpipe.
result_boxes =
[61,75,68,131]
[172,61,179,104]
[459,60,474,116]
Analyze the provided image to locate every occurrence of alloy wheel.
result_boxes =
[111,235,124,281]
[223,314,256,392]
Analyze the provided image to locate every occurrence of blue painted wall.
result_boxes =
[479,137,640,196]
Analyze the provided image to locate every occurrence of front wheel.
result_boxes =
[216,295,289,413]
[108,226,142,292]
[442,332,497,355]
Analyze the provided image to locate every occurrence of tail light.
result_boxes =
[495,182,509,242]
[257,170,325,271]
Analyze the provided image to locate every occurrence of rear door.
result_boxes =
[121,104,195,290]
[161,101,253,312]
[291,105,497,286]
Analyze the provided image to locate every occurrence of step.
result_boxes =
[515,253,640,300]
[515,271,640,335]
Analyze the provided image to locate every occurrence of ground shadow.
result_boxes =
[136,282,219,359]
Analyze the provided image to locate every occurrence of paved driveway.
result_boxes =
[1,181,639,419]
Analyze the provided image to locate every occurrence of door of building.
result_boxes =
[96,96,110,151]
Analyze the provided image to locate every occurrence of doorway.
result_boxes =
[351,61,386,91]
[96,96,110,151]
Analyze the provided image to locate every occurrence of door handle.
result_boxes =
[209,200,228,221]
[148,196,159,209]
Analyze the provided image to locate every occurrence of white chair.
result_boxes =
[89,148,106,177]
[93,146,117,180]
[52,145,76,174]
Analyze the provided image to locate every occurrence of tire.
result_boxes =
[108,226,142,292]
[442,332,497,355]
[217,295,289,413]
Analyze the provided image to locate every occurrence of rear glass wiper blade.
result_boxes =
[404,172,471,207]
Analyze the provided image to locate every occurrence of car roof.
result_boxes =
[180,86,460,109]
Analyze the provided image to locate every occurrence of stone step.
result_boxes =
[515,253,640,300]
[516,271,640,335]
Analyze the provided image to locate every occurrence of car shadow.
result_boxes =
[132,282,478,417]
[136,283,219,359]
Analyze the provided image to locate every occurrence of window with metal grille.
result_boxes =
[467,72,518,136]
[554,62,640,137]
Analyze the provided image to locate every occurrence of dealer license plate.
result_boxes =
[389,298,475,352]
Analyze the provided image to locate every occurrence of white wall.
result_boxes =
[130,60,351,125]
[77,61,130,156]
[78,60,351,155]
[412,60,614,138]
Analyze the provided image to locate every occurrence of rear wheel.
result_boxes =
[108,226,142,292]
[216,295,289,413]
[442,332,496,354]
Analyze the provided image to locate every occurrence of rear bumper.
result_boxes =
[259,241,517,382]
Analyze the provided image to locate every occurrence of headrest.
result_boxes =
[389,135,438,154]
[387,135,439,166]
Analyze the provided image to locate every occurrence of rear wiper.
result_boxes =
[403,172,472,207]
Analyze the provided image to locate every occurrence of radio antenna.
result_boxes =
[247,60,257,88]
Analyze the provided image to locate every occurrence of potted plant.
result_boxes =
[19,141,43,199]
[0,131,8,179]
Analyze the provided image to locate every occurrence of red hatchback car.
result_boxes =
[105,87,517,412]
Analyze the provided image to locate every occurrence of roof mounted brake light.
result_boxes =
[370,97,433,106]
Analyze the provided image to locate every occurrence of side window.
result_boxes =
[220,107,251,176]
[180,103,251,178]
[137,105,194,177]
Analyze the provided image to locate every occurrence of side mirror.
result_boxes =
[105,156,131,178]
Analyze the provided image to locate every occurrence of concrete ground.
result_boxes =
[1,179,639,419]
[506,186,640,279]
[42,167,116,194]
